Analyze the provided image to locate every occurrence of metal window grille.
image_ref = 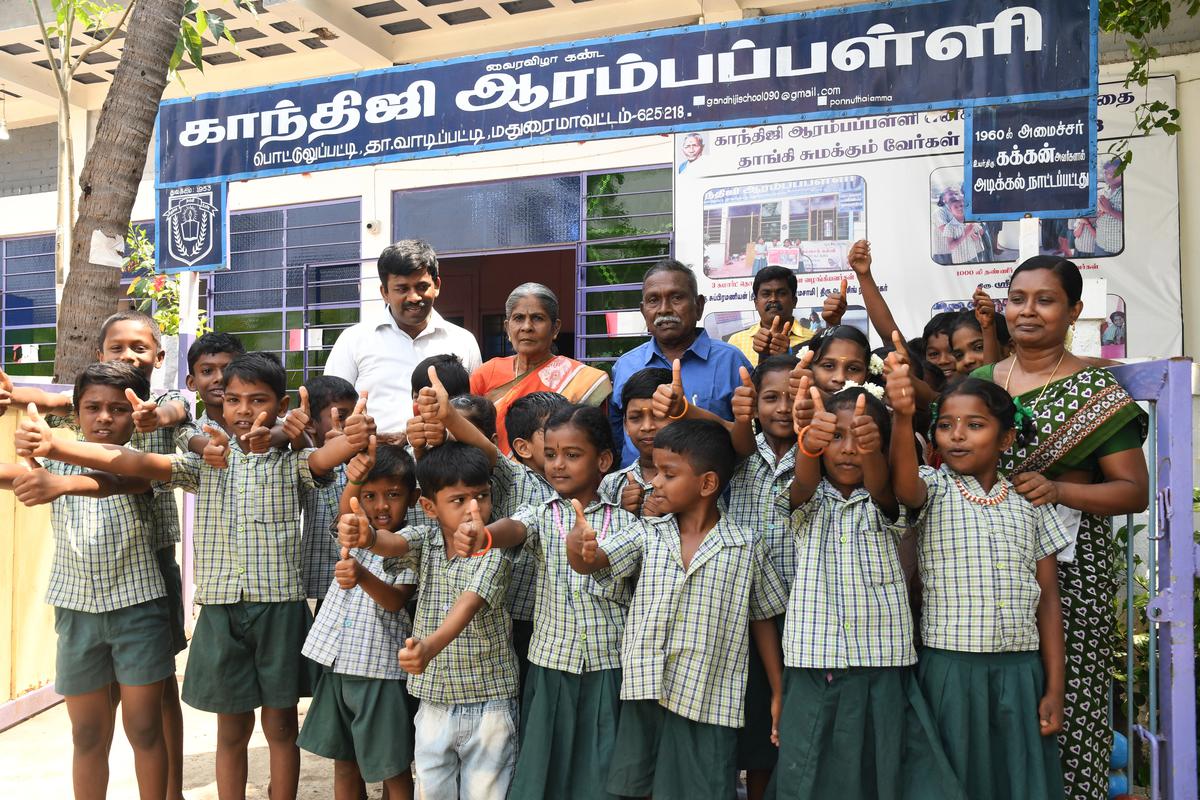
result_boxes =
[211,198,362,392]
[0,233,56,377]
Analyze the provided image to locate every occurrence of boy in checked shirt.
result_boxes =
[339,436,517,800]
[300,439,420,799]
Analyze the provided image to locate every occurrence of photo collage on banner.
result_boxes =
[673,76,1181,360]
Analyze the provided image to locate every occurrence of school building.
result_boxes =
[0,0,1195,786]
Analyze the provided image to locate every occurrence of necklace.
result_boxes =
[1004,348,1066,408]
[553,501,613,541]
[955,477,1009,507]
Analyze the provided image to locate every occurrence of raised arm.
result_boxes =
[417,366,498,468]
[15,405,173,482]
[885,360,928,509]
[1,368,72,417]
[12,461,150,506]
[397,591,486,676]
[847,240,905,343]
[448,499,528,558]
[337,435,376,517]
[652,360,753,457]
[727,366,757,460]
[337,495,411,558]
[972,286,1002,366]
[333,545,413,613]
[309,393,370,476]
[791,382,830,508]
[126,389,188,435]
[849,394,897,518]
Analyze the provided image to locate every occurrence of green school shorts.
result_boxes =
[181,600,318,714]
[156,547,188,655]
[53,597,175,696]
[298,671,416,783]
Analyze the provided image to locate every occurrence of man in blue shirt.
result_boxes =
[609,259,753,467]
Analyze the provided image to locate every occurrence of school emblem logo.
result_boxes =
[162,188,218,267]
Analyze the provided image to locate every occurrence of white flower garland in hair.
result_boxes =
[868,353,885,376]
[837,379,885,402]
[796,345,811,362]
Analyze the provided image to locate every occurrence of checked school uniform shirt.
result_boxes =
[724,434,798,592]
[777,481,915,669]
[302,548,417,680]
[598,514,788,728]
[386,524,518,705]
[156,438,328,605]
[598,461,653,514]
[48,389,191,551]
[511,497,638,674]
[490,455,556,622]
[300,464,348,599]
[912,465,1073,653]
[42,459,166,613]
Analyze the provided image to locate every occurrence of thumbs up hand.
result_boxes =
[343,393,372,451]
[847,239,872,276]
[973,285,996,331]
[338,496,374,550]
[731,366,756,425]
[791,375,815,435]
[801,388,836,455]
[787,348,814,400]
[619,472,646,515]
[240,411,272,454]
[202,424,231,469]
[417,366,450,424]
[849,393,881,454]
[346,435,377,484]
[14,403,52,459]
[822,278,848,326]
[125,388,161,434]
[282,386,312,446]
[885,359,916,418]
[334,546,361,589]
[12,456,61,506]
[452,499,486,558]
[398,637,431,675]
[565,498,598,563]
[651,359,686,419]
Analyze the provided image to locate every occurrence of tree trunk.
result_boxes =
[53,0,185,383]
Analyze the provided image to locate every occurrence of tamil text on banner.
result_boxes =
[672,76,1180,362]
[155,0,1094,188]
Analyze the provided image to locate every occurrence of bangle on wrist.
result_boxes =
[797,426,826,458]
[471,527,493,558]
[367,524,378,550]
[667,395,690,420]
[347,478,365,486]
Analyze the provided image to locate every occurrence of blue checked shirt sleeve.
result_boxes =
[748,534,788,621]
[383,526,425,575]
[156,451,203,494]
[465,547,511,609]
[597,520,645,581]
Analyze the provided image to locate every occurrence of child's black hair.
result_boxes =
[186,332,245,373]
[411,354,470,399]
[544,404,615,459]
[365,443,418,495]
[303,374,357,420]
[947,310,1012,352]
[451,394,497,441]
[506,391,570,445]
[653,419,736,490]
[751,353,798,390]
[922,311,957,345]
[931,377,1033,446]
[824,386,892,446]
[97,310,162,351]
[73,360,150,408]
[415,441,491,497]
[621,367,673,408]
[223,351,287,400]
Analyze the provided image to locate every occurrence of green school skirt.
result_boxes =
[771,665,965,800]
[508,665,622,800]
[917,648,1064,800]
[606,700,737,800]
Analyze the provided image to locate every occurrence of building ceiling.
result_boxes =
[0,0,1194,129]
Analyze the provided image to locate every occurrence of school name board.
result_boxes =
[155,183,227,273]
[155,0,1096,189]
[965,96,1096,219]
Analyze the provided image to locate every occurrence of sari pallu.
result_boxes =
[471,355,612,455]
[975,365,1147,800]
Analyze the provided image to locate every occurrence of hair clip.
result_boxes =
[1012,397,1036,428]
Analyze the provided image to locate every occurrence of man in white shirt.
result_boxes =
[324,239,481,433]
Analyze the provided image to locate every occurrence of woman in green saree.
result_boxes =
[973,256,1148,800]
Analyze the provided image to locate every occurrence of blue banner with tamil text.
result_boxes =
[155,0,1095,188]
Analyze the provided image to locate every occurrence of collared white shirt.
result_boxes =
[324,304,481,433]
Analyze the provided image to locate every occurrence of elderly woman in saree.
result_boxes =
[470,282,611,455]
[972,255,1148,800]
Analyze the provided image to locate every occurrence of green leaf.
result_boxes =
[183,20,203,70]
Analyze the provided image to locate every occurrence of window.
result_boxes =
[393,175,580,254]
[577,168,672,370]
[213,199,361,392]
[1,234,56,377]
